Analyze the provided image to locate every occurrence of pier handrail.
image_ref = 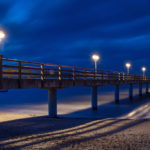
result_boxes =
[0,55,149,81]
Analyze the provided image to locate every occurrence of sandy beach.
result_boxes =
[0,113,150,150]
[0,89,150,149]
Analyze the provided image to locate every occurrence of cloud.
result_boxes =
[1,0,150,73]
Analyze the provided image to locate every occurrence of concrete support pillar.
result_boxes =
[115,85,119,104]
[91,86,98,110]
[48,88,57,118]
[129,84,133,101]
[139,84,142,97]
[146,84,149,94]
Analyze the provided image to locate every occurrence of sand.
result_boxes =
[0,113,150,150]
[1,89,150,149]
[0,113,37,122]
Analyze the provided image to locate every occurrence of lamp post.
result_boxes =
[125,62,131,74]
[92,54,100,71]
[142,67,146,79]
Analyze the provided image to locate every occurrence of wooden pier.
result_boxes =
[0,55,149,117]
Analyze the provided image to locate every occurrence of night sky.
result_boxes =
[0,0,150,75]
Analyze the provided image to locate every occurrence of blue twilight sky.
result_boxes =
[0,0,150,74]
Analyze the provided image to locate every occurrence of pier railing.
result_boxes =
[0,55,149,82]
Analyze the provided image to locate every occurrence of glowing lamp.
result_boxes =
[92,54,100,62]
[0,31,5,39]
[92,54,100,70]
[142,67,146,72]
[125,62,131,74]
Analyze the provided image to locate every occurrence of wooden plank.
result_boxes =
[21,66,41,70]
[2,65,19,69]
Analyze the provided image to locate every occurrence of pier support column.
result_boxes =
[115,85,119,104]
[48,88,57,118]
[146,84,149,95]
[129,84,133,101]
[91,86,98,110]
[139,84,142,97]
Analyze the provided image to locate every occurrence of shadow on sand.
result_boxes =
[0,93,150,149]
[60,92,150,119]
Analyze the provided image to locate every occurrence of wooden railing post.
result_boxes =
[134,75,137,81]
[94,69,96,80]
[28,70,31,79]
[133,74,135,81]
[118,73,120,80]
[127,73,129,80]
[41,64,44,80]
[84,69,87,80]
[130,74,132,80]
[18,61,21,80]
[0,55,3,89]
[114,72,117,80]
[101,71,103,80]
[108,71,110,80]
[73,67,75,80]
[76,70,79,80]
[8,68,11,78]
[18,61,22,88]
[123,72,125,80]
[58,66,62,80]
[131,74,133,80]
[137,75,139,81]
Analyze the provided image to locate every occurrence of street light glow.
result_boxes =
[125,63,131,69]
[142,67,146,79]
[125,62,131,74]
[92,54,100,70]
[142,67,146,72]
[0,31,5,39]
[92,54,100,62]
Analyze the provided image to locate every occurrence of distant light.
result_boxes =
[125,62,131,69]
[0,31,5,39]
[92,54,100,62]
[142,67,146,72]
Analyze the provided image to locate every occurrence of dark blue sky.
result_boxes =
[0,0,150,74]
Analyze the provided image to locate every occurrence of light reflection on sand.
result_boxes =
[0,88,150,119]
